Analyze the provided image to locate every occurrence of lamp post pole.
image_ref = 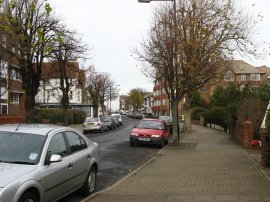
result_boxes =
[138,0,179,143]
[109,85,112,115]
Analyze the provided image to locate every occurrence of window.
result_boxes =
[162,99,167,105]
[46,91,51,102]
[69,91,73,100]
[47,133,67,158]
[10,92,19,103]
[200,87,207,93]
[65,131,86,153]
[77,91,81,101]
[224,71,234,81]
[250,74,260,81]
[0,104,7,114]
[10,67,21,80]
[240,75,246,81]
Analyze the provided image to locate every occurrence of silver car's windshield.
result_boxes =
[0,132,46,165]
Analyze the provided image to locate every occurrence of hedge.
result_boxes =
[30,108,86,125]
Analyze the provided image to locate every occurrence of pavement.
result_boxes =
[81,124,270,202]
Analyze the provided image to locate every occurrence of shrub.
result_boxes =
[202,106,227,128]
[192,107,207,120]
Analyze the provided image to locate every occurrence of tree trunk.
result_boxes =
[183,93,193,131]
[25,90,37,123]
[62,93,69,126]
[171,99,179,143]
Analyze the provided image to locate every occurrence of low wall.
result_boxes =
[0,116,25,124]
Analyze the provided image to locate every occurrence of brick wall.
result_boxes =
[231,120,254,148]
[0,116,25,124]
[261,128,268,167]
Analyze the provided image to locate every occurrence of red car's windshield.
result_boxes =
[137,120,162,130]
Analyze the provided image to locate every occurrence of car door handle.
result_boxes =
[68,163,73,169]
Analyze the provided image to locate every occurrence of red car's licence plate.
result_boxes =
[138,137,150,141]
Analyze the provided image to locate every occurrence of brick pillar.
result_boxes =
[241,121,253,149]
[261,128,268,167]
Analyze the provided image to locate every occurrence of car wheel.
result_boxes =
[80,166,97,196]
[159,139,165,148]
[19,191,38,202]
[130,141,135,146]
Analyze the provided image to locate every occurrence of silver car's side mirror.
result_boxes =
[50,154,62,163]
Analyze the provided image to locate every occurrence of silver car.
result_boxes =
[0,124,100,202]
[83,117,108,133]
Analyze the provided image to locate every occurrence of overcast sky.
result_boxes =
[48,0,270,97]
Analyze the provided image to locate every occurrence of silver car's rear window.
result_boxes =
[0,132,46,165]
[85,118,99,122]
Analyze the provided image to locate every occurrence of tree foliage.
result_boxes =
[128,88,147,112]
[207,84,270,138]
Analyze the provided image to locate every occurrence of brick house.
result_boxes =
[0,59,25,116]
[199,60,269,103]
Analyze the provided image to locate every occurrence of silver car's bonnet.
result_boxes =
[0,163,36,187]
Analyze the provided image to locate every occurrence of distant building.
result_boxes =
[144,92,153,115]
[119,95,130,112]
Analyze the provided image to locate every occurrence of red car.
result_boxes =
[130,118,170,148]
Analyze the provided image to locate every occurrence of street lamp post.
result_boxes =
[138,0,180,143]
[109,85,112,115]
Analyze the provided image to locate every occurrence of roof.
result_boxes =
[42,61,81,79]
[257,65,270,74]
[41,61,86,87]
[227,60,264,74]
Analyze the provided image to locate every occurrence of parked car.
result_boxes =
[0,124,100,202]
[111,116,120,127]
[159,115,173,134]
[130,118,170,148]
[102,116,116,130]
[83,117,108,133]
[111,113,123,125]
[134,111,142,119]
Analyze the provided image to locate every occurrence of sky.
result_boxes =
[48,0,270,99]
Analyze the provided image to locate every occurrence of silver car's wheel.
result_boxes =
[81,167,97,196]
[19,192,38,202]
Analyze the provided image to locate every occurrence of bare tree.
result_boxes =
[0,0,60,121]
[135,0,259,143]
[85,67,117,117]
[47,27,87,126]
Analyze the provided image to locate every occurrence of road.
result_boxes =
[59,115,160,202]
